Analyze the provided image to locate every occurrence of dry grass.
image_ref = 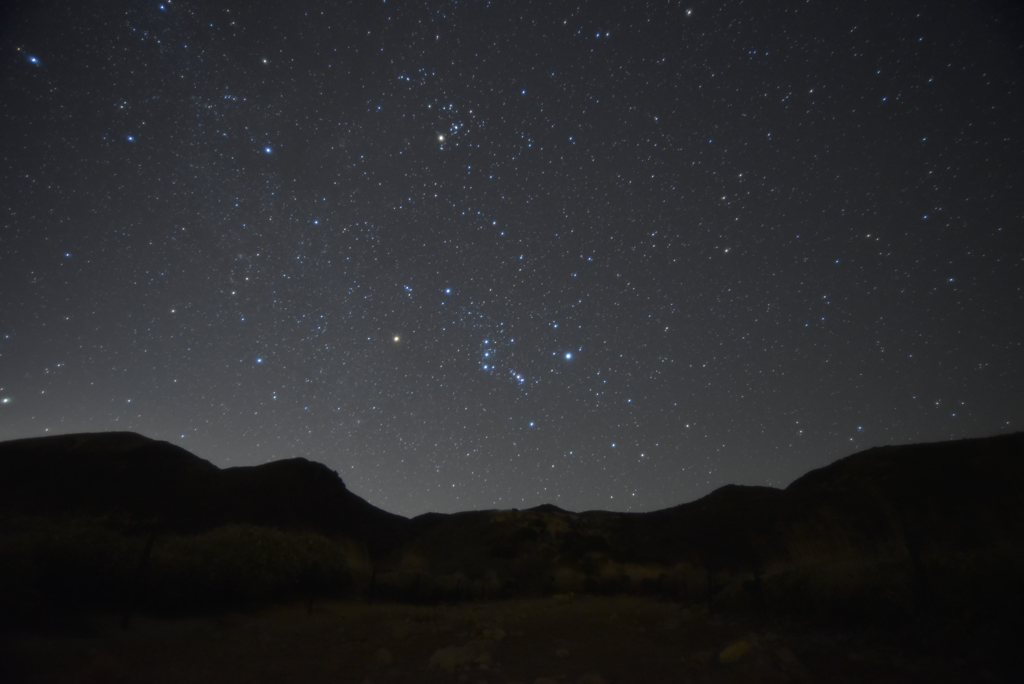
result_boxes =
[2,595,1007,684]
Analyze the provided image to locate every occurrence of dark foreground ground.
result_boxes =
[2,596,1019,684]
[3,432,1022,682]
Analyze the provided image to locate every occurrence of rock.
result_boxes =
[775,647,800,665]
[430,645,476,673]
[577,674,607,684]
[430,641,493,674]
[774,647,811,683]
[482,626,506,641]
[373,647,393,667]
[680,604,708,620]
[718,639,751,664]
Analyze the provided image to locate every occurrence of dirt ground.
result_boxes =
[0,596,1014,683]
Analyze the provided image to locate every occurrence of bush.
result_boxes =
[144,524,361,610]
[0,515,139,620]
[0,516,367,621]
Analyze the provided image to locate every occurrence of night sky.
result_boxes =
[2,1,1022,517]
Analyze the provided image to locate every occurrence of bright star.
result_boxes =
[565,352,573,360]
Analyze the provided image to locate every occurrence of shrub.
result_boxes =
[145,524,360,610]
[0,516,367,620]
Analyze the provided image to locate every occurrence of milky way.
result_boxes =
[2,1,1022,516]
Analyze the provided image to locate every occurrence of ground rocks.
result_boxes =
[373,647,393,667]
[429,640,494,674]
[718,638,751,663]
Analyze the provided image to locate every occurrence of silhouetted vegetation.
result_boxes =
[1,430,1023,637]
[0,515,367,628]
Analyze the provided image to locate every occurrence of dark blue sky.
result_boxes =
[2,0,1022,516]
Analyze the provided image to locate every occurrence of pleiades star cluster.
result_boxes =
[1,1,1022,516]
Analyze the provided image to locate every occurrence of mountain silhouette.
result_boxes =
[1,430,1022,622]
[0,432,409,556]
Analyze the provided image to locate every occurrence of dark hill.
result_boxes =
[375,433,1024,619]
[0,432,409,556]
[1,430,1022,624]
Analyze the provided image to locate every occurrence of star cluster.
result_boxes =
[1,0,1022,516]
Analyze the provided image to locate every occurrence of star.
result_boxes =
[0,0,1019,518]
